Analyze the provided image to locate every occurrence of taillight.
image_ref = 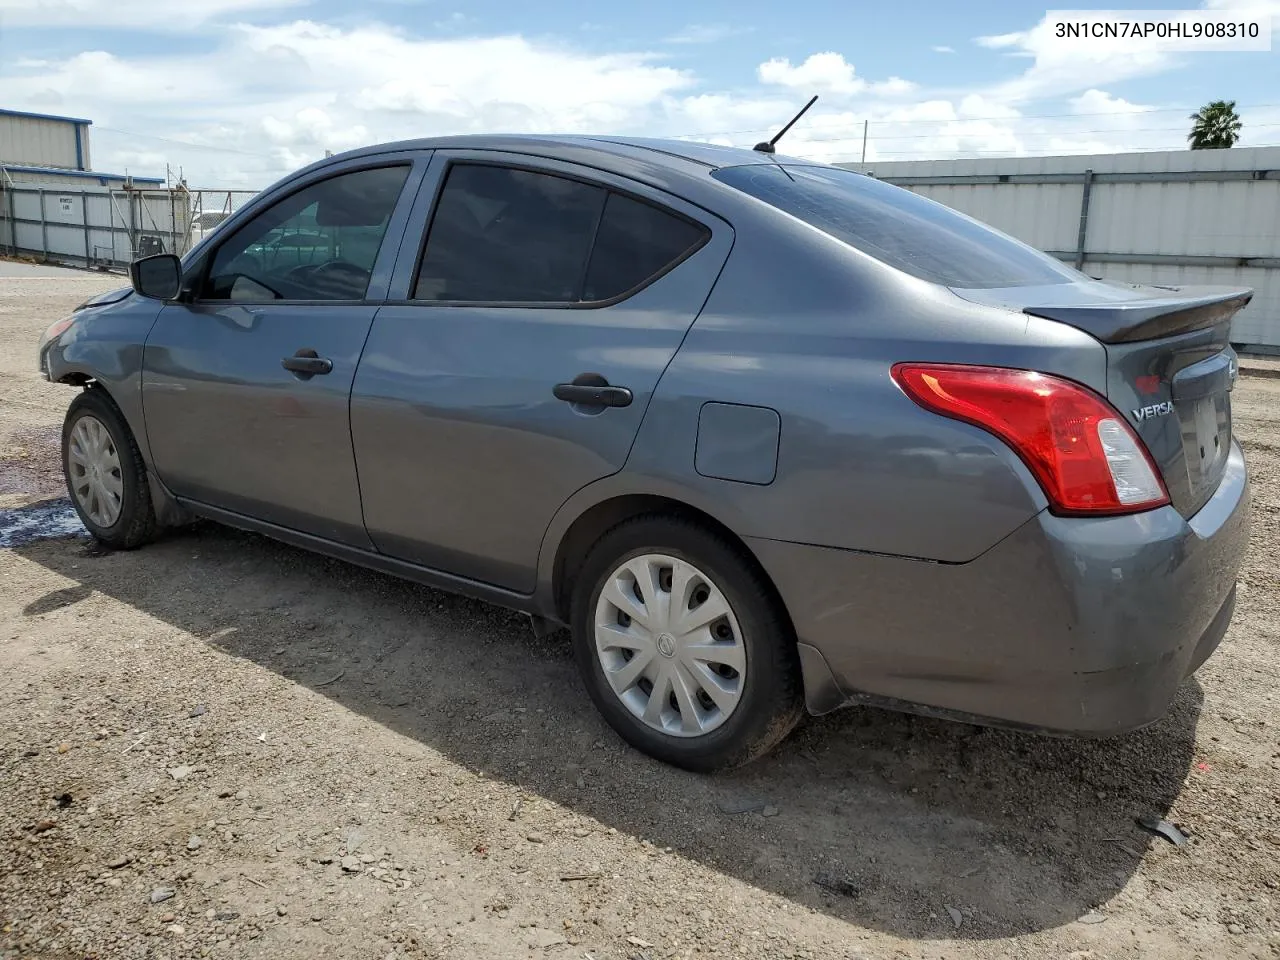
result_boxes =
[891,363,1169,516]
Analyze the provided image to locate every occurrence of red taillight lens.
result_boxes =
[891,363,1169,516]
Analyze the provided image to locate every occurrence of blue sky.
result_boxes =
[1,0,1277,187]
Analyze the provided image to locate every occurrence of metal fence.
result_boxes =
[0,182,259,271]
[185,189,260,250]
[842,145,1280,350]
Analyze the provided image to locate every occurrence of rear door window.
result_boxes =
[415,164,605,303]
[583,193,709,301]
[712,164,1079,289]
[414,162,709,304]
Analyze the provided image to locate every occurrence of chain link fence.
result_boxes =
[184,189,261,251]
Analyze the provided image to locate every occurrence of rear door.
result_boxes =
[351,151,732,591]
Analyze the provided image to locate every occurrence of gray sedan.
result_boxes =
[37,136,1251,771]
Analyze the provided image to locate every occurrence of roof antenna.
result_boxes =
[754,95,818,154]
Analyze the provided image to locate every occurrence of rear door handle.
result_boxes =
[554,374,632,409]
[282,348,333,379]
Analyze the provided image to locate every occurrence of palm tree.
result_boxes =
[1188,100,1242,149]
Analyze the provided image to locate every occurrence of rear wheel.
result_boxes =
[62,389,158,550]
[571,516,804,772]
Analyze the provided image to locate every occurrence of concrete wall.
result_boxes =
[840,146,1280,350]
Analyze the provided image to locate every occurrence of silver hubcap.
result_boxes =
[594,554,746,738]
[67,415,123,528]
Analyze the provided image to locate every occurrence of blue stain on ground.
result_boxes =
[0,498,86,548]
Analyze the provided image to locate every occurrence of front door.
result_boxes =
[142,160,420,546]
[351,152,732,591]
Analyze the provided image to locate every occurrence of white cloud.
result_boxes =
[957,94,1020,120]
[884,100,958,124]
[975,31,1028,52]
[0,9,1257,188]
[873,77,918,96]
[1187,0,1280,21]
[3,21,697,186]
[432,12,470,31]
[976,22,1170,101]
[239,21,693,125]
[669,94,797,135]
[665,24,751,44]
[756,53,916,101]
[758,52,865,95]
[1069,89,1150,116]
[0,0,307,29]
[5,50,238,106]
[931,45,956,54]
[973,0,1280,103]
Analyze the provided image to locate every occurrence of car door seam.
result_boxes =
[349,303,385,553]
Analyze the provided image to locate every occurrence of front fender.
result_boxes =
[42,295,166,465]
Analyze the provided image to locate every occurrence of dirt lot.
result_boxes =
[1,269,1278,960]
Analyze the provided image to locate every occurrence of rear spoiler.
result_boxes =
[1024,289,1253,344]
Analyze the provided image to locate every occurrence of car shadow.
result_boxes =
[14,523,1204,941]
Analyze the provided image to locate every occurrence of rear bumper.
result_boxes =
[752,439,1250,736]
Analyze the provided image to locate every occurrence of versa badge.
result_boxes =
[1132,401,1175,422]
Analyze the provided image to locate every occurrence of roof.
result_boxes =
[0,107,93,126]
[327,133,815,173]
[581,136,813,168]
[0,163,164,185]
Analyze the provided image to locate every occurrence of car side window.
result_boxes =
[413,163,709,305]
[582,193,709,302]
[202,165,411,302]
[414,164,606,303]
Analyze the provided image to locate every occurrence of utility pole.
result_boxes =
[861,120,868,164]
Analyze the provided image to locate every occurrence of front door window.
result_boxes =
[204,165,411,302]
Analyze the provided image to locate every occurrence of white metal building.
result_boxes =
[0,107,93,171]
[1,107,184,268]
[840,147,1280,351]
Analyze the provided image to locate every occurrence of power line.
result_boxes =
[89,108,1279,174]
[94,126,278,159]
[781,122,1280,144]
[670,101,1280,140]
[828,140,1280,161]
[96,101,1280,158]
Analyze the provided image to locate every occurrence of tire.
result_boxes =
[571,515,804,772]
[62,388,159,550]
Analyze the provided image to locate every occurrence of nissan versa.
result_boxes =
[37,135,1251,772]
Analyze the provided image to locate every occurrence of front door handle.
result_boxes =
[554,373,633,409]
[282,348,333,379]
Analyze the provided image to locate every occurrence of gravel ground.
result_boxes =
[1,271,1278,960]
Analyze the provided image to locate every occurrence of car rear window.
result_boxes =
[712,164,1078,289]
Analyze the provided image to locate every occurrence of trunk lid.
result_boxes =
[955,280,1252,518]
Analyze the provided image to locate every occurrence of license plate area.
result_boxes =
[1181,393,1231,489]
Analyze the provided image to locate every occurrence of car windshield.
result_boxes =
[712,164,1080,289]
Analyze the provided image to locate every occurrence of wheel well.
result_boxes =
[551,494,786,627]
[57,372,93,386]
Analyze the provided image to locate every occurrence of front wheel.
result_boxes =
[571,516,804,772]
[62,388,158,550]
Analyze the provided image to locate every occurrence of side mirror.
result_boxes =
[130,253,182,300]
